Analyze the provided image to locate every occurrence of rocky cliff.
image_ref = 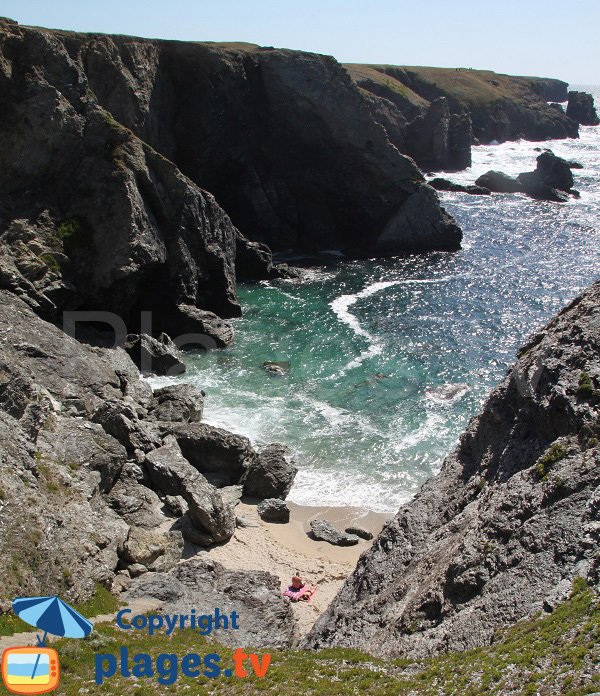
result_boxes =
[0,17,460,312]
[0,286,296,648]
[306,280,600,658]
[347,65,580,170]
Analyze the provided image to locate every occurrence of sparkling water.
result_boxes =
[150,86,600,512]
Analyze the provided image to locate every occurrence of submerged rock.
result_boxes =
[263,361,291,376]
[310,519,359,546]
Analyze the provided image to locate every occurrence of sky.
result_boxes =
[1,0,599,84]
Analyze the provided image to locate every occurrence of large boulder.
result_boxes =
[126,558,296,648]
[118,528,183,573]
[144,439,235,545]
[566,91,600,126]
[309,519,359,546]
[517,151,575,201]
[257,498,290,523]
[166,423,256,486]
[148,384,205,424]
[123,334,186,376]
[91,400,160,453]
[242,443,298,499]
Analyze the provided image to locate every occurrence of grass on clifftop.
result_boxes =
[0,584,119,637]
[0,580,597,695]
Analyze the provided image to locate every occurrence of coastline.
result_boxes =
[202,501,392,637]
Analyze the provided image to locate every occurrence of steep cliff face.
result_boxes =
[306,281,600,658]
[0,18,461,335]
[347,65,578,169]
[56,26,460,254]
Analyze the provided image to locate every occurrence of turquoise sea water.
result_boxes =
[151,88,600,512]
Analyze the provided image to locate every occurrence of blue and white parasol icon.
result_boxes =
[12,595,94,679]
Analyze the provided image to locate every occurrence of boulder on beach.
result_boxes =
[144,438,236,545]
[243,443,298,500]
[345,526,373,540]
[257,498,291,523]
[165,422,256,487]
[310,519,359,546]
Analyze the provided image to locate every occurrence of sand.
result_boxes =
[202,501,392,638]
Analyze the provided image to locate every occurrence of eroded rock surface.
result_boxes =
[306,281,600,658]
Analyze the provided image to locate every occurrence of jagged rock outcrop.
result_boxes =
[566,91,600,126]
[0,287,296,603]
[0,17,462,341]
[306,281,600,658]
[126,558,297,648]
[429,178,490,195]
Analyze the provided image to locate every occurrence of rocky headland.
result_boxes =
[306,281,600,657]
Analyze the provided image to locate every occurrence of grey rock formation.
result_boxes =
[243,443,298,500]
[405,98,472,171]
[475,152,578,202]
[123,334,186,376]
[306,281,600,658]
[166,423,256,487]
[148,384,205,424]
[566,91,600,126]
[475,170,523,193]
[376,185,462,253]
[126,558,296,648]
[0,17,461,275]
[257,499,290,523]
[310,519,359,546]
[144,439,235,545]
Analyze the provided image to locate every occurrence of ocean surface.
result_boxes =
[150,86,600,513]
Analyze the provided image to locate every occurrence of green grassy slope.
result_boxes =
[1,581,596,695]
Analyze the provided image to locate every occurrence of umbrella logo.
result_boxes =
[1,595,93,694]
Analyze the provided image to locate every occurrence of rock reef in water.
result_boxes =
[475,151,580,202]
[306,281,600,658]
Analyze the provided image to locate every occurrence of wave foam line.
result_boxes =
[330,277,453,374]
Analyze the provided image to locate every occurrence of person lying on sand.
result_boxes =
[282,575,317,602]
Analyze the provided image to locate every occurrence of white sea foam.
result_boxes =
[330,277,453,374]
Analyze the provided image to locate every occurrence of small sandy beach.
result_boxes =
[202,501,392,638]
